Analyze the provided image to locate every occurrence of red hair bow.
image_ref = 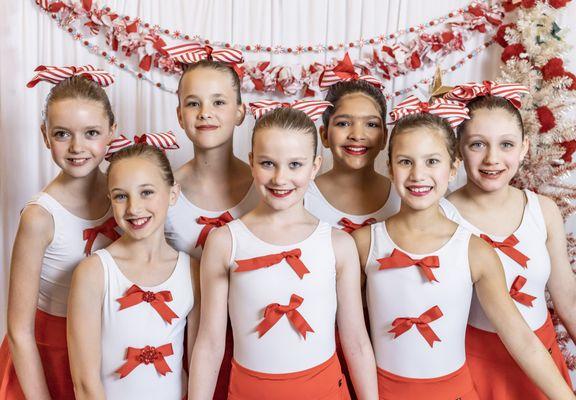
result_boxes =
[163,42,244,77]
[248,100,332,121]
[105,131,179,160]
[389,95,469,129]
[443,81,529,109]
[27,65,114,88]
[319,53,384,89]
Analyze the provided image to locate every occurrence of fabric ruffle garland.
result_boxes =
[36,0,503,98]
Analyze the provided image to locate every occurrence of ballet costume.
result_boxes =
[94,249,193,399]
[225,219,350,400]
[440,191,572,399]
[366,221,479,400]
[164,183,258,400]
[304,181,401,233]
[0,192,119,400]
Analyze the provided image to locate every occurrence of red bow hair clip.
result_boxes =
[249,100,332,122]
[319,53,383,90]
[163,42,244,76]
[443,81,529,109]
[27,65,114,88]
[389,95,470,129]
[105,131,179,160]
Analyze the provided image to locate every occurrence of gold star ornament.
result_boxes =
[429,66,454,100]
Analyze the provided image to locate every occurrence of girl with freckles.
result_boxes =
[188,108,378,400]
[351,101,576,400]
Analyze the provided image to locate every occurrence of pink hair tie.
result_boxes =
[389,95,469,129]
[249,100,333,121]
[106,131,179,160]
[443,81,529,109]
[26,65,114,88]
[319,53,384,90]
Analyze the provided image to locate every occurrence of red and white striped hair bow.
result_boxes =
[105,132,179,160]
[443,81,529,109]
[163,42,244,65]
[389,96,469,129]
[26,65,114,88]
[319,53,383,89]
[249,100,332,122]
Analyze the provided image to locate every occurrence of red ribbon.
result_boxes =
[256,294,314,339]
[377,248,440,283]
[338,217,376,233]
[443,80,529,109]
[116,344,173,378]
[235,248,310,279]
[389,305,443,347]
[195,212,234,248]
[509,275,536,307]
[480,234,530,268]
[117,285,179,324]
[82,217,120,256]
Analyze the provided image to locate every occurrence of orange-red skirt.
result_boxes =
[466,314,572,399]
[0,309,74,400]
[228,353,351,400]
[377,363,479,400]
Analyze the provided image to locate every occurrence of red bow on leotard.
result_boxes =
[480,234,530,268]
[377,248,440,283]
[389,305,443,348]
[116,344,173,378]
[195,212,234,248]
[509,275,537,307]
[338,217,376,234]
[116,285,179,324]
[235,248,310,279]
[82,217,120,256]
[256,294,314,339]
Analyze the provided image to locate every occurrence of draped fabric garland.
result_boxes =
[32,0,576,370]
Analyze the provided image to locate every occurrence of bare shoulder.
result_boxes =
[19,203,54,237]
[536,193,561,218]
[73,254,104,282]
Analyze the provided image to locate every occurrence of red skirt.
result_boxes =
[377,364,479,400]
[466,314,572,399]
[0,309,74,400]
[228,353,351,400]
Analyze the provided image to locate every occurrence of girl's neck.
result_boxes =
[53,168,106,199]
[392,202,446,233]
[325,162,380,187]
[461,181,514,210]
[117,229,169,263]
[250,200,311,227]
[189,142,240,179]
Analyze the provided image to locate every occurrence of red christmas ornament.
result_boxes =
[494,23,516,48]
[541,58,566,80]
[560,140,576,163]
[536,106,556,133]
[501,44,526,63]
[548,0,570,8]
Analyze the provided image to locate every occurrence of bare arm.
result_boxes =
[7,205,54,400]
[333,229,378,400]
[540,195,576,341]
[188,227,231,400]
[67,256,106,400]
[187,257,201,367]
[470,235,575,400]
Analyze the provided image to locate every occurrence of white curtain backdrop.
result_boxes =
[1,0,575,370]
